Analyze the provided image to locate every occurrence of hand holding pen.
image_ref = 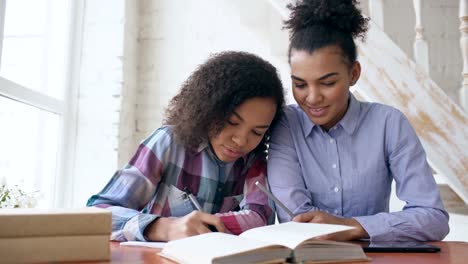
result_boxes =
[143,208,225,241]
[143,188,224,241]
[184,187,220,232]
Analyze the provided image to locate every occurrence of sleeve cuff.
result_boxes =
[123,213,159,241]
[354,214,394,241]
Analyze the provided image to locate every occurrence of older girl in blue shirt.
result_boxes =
[267,0,449,242]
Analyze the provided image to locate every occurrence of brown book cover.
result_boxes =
[0,207,111,237]
[0,235,110,263]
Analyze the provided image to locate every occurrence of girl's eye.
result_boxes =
[294,83,306,89]
[252,130,263,137]
[322,82,336,87]
[227,120,238,126]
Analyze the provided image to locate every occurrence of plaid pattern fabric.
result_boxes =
[87,126,273,241]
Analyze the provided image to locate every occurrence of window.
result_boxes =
[0,0,77,207]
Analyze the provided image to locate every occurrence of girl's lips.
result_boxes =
[307,106,329,117]
[223,145,242,158]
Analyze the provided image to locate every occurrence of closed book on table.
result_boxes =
[159,222,370,264]
[0,207,111,263]
[0,235,110,263]
[0,207,111,237]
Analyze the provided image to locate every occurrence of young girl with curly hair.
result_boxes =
[88,51,285,241]
[267,0,449,242]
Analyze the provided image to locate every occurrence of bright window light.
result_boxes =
[1,0,69,99]
[0,0,73,207]
[0,95,59,206]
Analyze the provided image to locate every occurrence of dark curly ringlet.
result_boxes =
[284,0,369,65]
[164,51,285,154]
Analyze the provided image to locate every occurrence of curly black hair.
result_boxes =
[284,0,369,65]
[164,51,285,154]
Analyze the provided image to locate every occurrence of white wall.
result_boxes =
[118,0,139,167]
[135,0,292,143]
[70,0,126,206]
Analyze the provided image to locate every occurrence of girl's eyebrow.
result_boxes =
[291,73,339,81]
[291,75,305,82]
[233,111,270,129]
[318,72,339,80]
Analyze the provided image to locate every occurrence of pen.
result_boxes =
[184,187,203,211]
[255,181,295,219]
[183,187,218,232]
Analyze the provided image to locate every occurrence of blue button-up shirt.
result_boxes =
[268,93,449,241]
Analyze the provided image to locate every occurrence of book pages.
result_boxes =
[240,222,354,249]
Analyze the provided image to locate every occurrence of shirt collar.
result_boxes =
[196,142,209,153]
[301,108,315,137]
[338,93,360,135]
[301,92,360,136]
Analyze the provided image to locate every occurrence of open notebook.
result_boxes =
[159,222,370,264]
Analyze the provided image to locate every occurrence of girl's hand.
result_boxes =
[145,211,226,241]
[293,211,369,241]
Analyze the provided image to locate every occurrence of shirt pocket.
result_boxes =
[167,185,195,217]
[218,194,243,213]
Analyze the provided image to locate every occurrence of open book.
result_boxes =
[159,222,370,264]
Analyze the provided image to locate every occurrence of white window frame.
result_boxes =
[0,0,84,207]
[0,0,5,67]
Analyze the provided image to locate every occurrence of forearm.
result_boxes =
[92,204,158,242]
[354,207,449,241]
[216,206,267,235]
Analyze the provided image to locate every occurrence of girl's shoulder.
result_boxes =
[141,125,186,153]
[358,101,413,135]
[362,101,407,121]
[284,104,303,116]
[145,126,174,143]
[281,104,307,124]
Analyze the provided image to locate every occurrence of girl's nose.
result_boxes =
[306,87,323,105]
[232,133,247,148]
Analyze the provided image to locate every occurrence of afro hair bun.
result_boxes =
[284,0,369,41]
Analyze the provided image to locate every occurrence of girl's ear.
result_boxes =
[350,61,361,86]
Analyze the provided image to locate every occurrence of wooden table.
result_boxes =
[105,241,468,264]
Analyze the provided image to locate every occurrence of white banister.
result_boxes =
[413,0,429,74]
[369,0,385,30]
[460,0,468,111]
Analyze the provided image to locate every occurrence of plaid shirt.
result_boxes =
[87,126,273,241]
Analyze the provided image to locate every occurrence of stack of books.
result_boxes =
[0,207,111,263]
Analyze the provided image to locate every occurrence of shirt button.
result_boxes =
[332,164,337,169]
[334,187,339,192]
[329,139,334,143]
